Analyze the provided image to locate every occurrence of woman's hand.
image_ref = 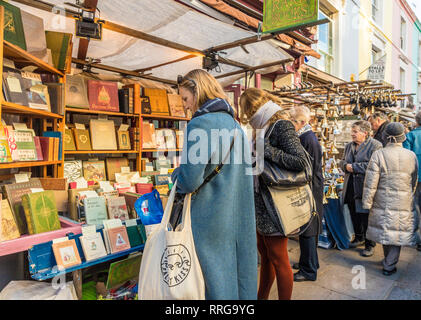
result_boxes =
[346,164,354,173]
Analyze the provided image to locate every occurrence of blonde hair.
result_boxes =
[239,87,287,126]
[290,106,311,123]
[178,69,228,113]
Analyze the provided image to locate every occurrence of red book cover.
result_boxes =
[135,183,154,194]
[87,80,119,112]
[38,137,50,161]
[33,136,43,161]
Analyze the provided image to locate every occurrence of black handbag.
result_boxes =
[169,134,236,230]
[260,122,313,187]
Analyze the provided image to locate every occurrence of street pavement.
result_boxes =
[259,239,421,300]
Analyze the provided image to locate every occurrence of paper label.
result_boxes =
[99,181,114,192]
[160,168,169,175]
[119,124,129,132]
[121,167,130,173]
[82,225,97,236]
[52,237,69,244]
[14,173,30,183]
[13,123,28,130]
[30,188,44,193]
[75,177,88,189]
[75,123,85,130]
[125,219,138,227]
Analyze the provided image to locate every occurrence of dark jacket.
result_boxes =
[255,120,308,236]
[373,121,389,147]
[340,137,382,212]
[299,130,324,236]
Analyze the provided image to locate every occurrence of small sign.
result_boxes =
[263,0,319,34]
[121,166,130,173]
[368,55,386,82]
[14,173,30,183]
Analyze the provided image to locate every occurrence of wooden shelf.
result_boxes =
[142,148,182,152]
[64,150,139,154]
[3,40,64,77]
[142,114,191,121]
[1,101,64,119]
[0,160,62,170]
[65,107,140,117]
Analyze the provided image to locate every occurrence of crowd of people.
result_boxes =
[172,69,421,300]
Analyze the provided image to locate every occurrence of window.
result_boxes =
[401,17,406,51]
[371,46,381,65]
[317,10,333,74]
[372,0,379,22]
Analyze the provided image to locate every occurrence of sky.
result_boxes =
[409,1,421,21]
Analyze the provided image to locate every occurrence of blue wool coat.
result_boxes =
[172,111,257,300]
[403,127,421,182]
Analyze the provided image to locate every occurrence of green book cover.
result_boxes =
[126,225,142,247]
[137,224,147,243]
[14,129,37,161]
[83,196,107,227]
[45,31,71,70]
[0,0,26,50]
[106,254,142,290]
[21,190,61,234]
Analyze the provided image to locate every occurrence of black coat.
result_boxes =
[299,130,324,237]
[373,121,390,147]
[255,120,308,236]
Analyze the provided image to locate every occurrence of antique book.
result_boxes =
[142,122,156,149]
[63,160,83,183]
[46,83,64,115]
[0,1,26,50]
[83,196,108,227]
[21,71,50,111]
[143,88,169,115]
[108,226,131,254]
[153,159,172,171]
[90,119,117,150]
[105,253,142,290]
[105,157,129,182]
[107,196,129,221]
[72,128,92,151]
[21,9,48,62]
[0,198,20,242]
[45,31,72,71]
[140,96,152,114]
[88,80,119,112]
[118,88,129,114]
[122,192,141,219]
[126,225,143,247]
[117,130,131,150]
[167,94,186,117]
[2,66,29,106]
[12,129,37,161]
[52,239,82,269]
[135,183,154,195]
[163,129,177,149]
[3,179,43,234]
[39,178,67,190]
[21,190,61,235]
[65,75,90,109]
[154,174,170,186]
[176,130,184,149]
[63,128,76,151]
[0,124,12,163]
[80,232,107,262]
[33,136,43,161]
[42,131,62,161]
[82,160,106,182]
[39,136,53,161]
[154,184,169,196]
[154,129,167,149]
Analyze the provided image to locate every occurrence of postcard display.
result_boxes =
[0,0,194,300]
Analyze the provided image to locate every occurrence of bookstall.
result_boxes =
[0,0,330,300]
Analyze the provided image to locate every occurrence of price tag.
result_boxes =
[160,168,169,175]
[52,236,69,244]
[125,219,138,227]
[121,166,130,173]
[75,123,85,130]
[14,173,30,183]
[119,124,129,132]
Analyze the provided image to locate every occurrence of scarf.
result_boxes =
[191,98,235,120]
[297,124,313,137]
[248,100,282,191]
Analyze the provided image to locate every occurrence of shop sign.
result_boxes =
[368,55,386,82]
[263,0,319,34]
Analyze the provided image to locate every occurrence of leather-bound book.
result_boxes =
[88,80,119,112]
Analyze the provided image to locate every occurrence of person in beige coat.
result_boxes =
[362,122,419,276]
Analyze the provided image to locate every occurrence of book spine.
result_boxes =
[128,87,134,114]
[33,136,43,161]
[21,196,35,235]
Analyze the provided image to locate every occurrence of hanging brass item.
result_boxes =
[326,184,339,199]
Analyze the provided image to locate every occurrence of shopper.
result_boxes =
[339,120,382,257]
[289,106,323,282]
[363,122,419,275]
[172,69,257,299]
[403,111,421,252]
[239,87,309,300]
[368,112,389,147]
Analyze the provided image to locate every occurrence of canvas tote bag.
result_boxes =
[138,182,205,300]
[266,184,315,236]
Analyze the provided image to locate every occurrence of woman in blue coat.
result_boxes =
[171,69,257,300]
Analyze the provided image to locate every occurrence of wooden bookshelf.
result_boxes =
[142,114,191,121]
[0,6,65,178]
[142,148,182,152]
[64,150,139,154]
[65,107,139,117]
[2,101,64,119]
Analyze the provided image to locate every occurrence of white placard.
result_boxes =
[74,177,88,189]
[82,225,97,236]
[13,123,28,130]
[75,123,85,130]
[14,173,30,183]
[119,124,129,132]
[121,167,130,173]
[160,168,169,175]
[125,219,138,227]
[99,181,114,192]
[30,188,44,193]
[52,236,69,244]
